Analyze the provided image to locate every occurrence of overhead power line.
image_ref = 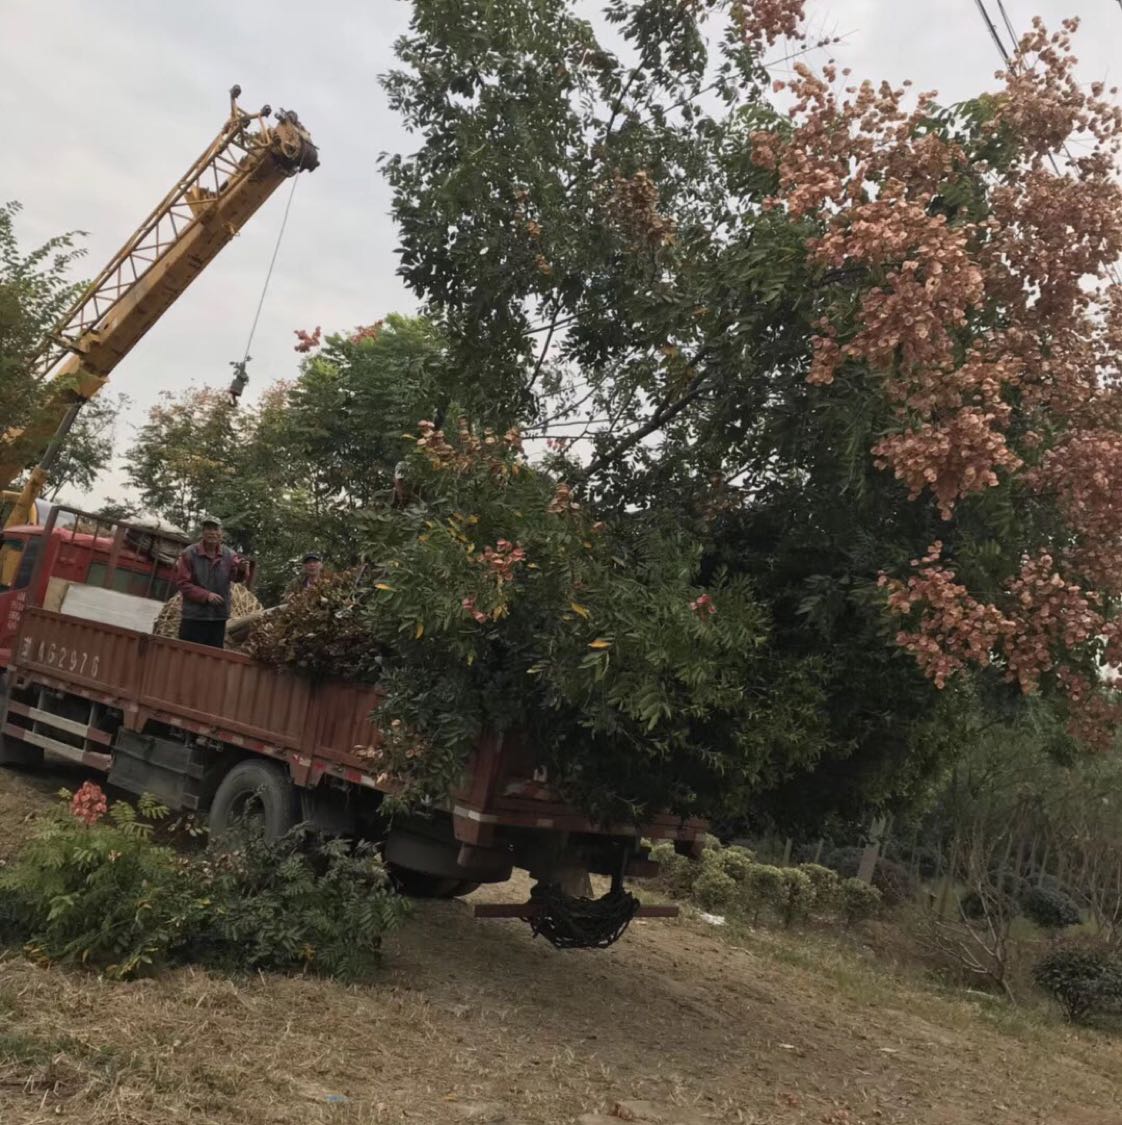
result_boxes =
[971,0,1122,288]
[973,0,1012,61]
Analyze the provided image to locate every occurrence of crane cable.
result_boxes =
[227,172,300,403]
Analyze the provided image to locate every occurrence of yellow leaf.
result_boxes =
[375,583,394,591]
[570,602,590,619]
[588,638,612,649]
[415,622,425,639]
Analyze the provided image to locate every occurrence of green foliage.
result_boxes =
[0,200,87,441]
[746,864,785,923]
[0,790,200,979]
[798,863,841,912]
[648,841,695,898]
[185,824,410,980]
[122,316,453,601]
[692,865,738,913]
[0,790,409,982]
[718,845,756,883]
[824,848,917,907]
[250,421,831,823]
[1021,887,1081,934]
[779,867,814,927]
[838,878,882,928]
[1033,944,1122,1024]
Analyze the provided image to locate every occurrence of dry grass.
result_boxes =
[3,767,1122,1124]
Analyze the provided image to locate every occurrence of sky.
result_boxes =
[2,0,1121,510]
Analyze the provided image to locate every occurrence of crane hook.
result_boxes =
[228,358,250,405]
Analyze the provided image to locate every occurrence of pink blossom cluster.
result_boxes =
[690,593,717,617]
[70,781,108,826]
[293,326,322,353]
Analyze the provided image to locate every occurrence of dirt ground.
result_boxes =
[2,766,1122,1125]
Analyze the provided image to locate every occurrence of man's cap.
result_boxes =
[200,515,222,529]
[302,552,322,563]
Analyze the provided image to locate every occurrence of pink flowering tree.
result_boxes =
[382,0,1122,825]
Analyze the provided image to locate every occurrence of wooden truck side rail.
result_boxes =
[6,608,706,853]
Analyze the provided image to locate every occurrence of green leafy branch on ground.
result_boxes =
[0,784,409,981]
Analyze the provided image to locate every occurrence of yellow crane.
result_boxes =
[0,86,318,584]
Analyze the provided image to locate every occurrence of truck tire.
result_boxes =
[0,729,43,769]
[0,679,43,769]
[209,759,299,840]
[389,869,478,899]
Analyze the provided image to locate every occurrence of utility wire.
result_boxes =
[995,0,1019,52]
[973,0,1012,61]
[972,0,1122,287]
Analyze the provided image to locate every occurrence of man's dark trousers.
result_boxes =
[178,619,226,649]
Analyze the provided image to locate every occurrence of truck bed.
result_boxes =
[9,606,705,847]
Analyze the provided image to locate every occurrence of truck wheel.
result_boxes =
[0,680,42,768]
[209,759,299,840]
[0,729,43,769]
[388,869,484,899]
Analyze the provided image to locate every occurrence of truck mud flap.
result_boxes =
[108,729,211,812]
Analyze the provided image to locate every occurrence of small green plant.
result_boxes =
[1033,944,1122,1023]
[187,823,410,979]
[1021,886,1081,934]
[798,863,840,912]
[779,867,814,927]
[0,785,202,978]
[692,864,738,912]
[746,864,785,924]
[718,845,755,883]
[0,787,410,982]
[649,840,696,898]
[839,878,882,928]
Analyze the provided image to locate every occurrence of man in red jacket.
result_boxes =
[174,516,248,648]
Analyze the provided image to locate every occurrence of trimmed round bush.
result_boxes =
[718,845,755,883]
[1033,944,1122,1023]
[825,847,917,907]
[692,865,738,912]
[1021,886,1081,932]
[779,867,814,926]
[839,878,882,927]
[649,841,695,898]
[798,863,840,911]
[746,863,785,921]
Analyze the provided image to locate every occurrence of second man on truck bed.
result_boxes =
[175,516,248,648]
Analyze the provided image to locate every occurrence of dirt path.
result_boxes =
[2,767,1122,1125]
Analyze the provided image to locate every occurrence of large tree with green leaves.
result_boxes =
[123,316,456,600]
[378,1,1122,829]
[1,201,123,503]
[0,201,87,435]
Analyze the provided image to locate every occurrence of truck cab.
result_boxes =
[0,516,183,670]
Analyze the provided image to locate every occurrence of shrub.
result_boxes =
[746,864,785,923]
[825,848,917,907]
[0,788,410,982]
[701,843,754,884]
[839,878,882,928]
[1033,944,1122,1023]
[649,841,696,898]
[779,868,815,927]
[798,863,840,912]
[0,788,202,978]
[187,824,410,979]
[692,865,738,913]
[1021,886,1081,933]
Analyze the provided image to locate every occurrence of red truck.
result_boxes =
[0,507,702,946]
